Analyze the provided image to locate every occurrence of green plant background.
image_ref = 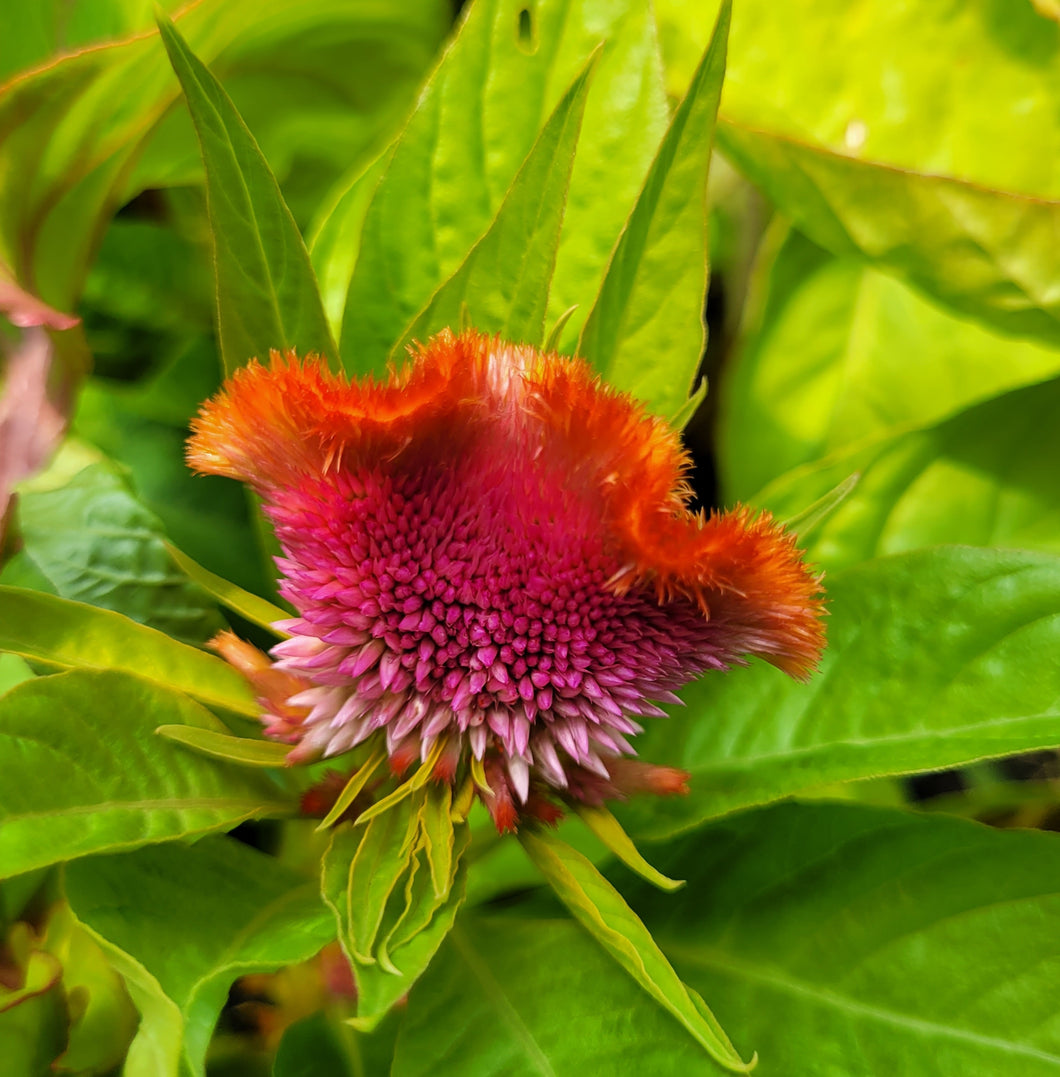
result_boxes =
[1,1,1059,1074]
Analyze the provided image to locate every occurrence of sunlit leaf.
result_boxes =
[757,376,1060,571]
[579,0,730,418]
[720,227,1060,500]
[391,55,596,357]
[0,586,256,716]
[155,725,292,768]
[341,0,667,374]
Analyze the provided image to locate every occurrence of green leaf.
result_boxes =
[629,801,1060,1076]
[719,124,1060,346]
[720,227,1060,500]
[394,915,727,1076]
[273,1012,355,1077]
[323,789,471,1029]
[0,654,33,697]
[309,148,392,341]
[575,805,683,893]
[66,837,334,1077]
[155,725,292,768]
[781,473,859,543]
[617,547,1060,842]
[519,829,751,1073]
[390,55,597,357]
[0,670,289,877]
[164,541,289,634]
[757,376,1060,572]
[316,746,387,832]
[0,586,256,716]
[578,0,729,418]
[16,460,224,645]
[340,0,665,375]
[156,13,336,373]
[709,0,1060,343]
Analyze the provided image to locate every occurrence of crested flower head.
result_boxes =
[190,330,824,830]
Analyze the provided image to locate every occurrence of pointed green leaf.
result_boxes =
[519,828,752,1072]
[157,13,336,373]
[720,124,1060,347]
[391,56,597,357]
[341,0,668,375]
[0,671,290,877]
[618,547,1060,841]
[0,586,256,716]
[576,805,684,893]
[781,472,859,542]
[669,377,708,433]
[323,790,471,1029]
[155,725,291,768]
[579,0,730,418]
[165,541,290,634]
[316,746,387,832]
[324,802,421,966]
[66,838,334,1077]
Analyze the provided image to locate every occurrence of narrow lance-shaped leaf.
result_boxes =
[391,54,598,358]
[0,670,291,877]
[0,586,256,716]
[579,0,731,418]
[519,828,753,1073]
[322,788,471,1030]
[339,0,668,375]
[155,726,292,768]
[156,13,336,373]
[165,541,290,634]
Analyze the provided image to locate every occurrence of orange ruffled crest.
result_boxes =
[525,352,825,680]
[189,329,824,679]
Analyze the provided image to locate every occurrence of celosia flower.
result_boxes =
[190,329,824,830]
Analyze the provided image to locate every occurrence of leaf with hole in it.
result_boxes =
[579,0,730,419]
[66,838,334,1077]
[341,0,669,375]
[390,55,597,358]
[156,13,336,373]
[155,725,291,768]
[16,461,224,646]
[519,828,752,1073]
[0,586,256,716]
[0,670,290,877]
[617,547,1060,842]
[164,541,290,634]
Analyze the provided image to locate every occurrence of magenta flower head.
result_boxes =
[189,330,824,831]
